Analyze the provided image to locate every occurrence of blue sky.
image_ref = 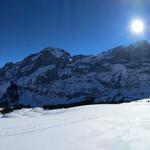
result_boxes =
[0,0,150,67]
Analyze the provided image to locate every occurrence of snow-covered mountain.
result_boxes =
[1,40,150,107]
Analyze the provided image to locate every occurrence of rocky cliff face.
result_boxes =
[1,41,150,107]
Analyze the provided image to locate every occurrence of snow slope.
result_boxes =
[1,102,150,150]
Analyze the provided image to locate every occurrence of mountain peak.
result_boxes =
[133,40,150,48]
[40,47,71,58]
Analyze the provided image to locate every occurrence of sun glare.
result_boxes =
[130,19,145,34]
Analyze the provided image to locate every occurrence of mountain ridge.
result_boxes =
[1,40,150,107]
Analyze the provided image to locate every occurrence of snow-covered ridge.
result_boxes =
[1,41,150,107]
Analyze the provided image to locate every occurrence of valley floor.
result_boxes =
[0,101,150,150]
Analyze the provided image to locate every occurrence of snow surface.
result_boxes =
[1,102,150,150]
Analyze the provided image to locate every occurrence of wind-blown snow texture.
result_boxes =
[1,101,150,150]
[1,40,150,106]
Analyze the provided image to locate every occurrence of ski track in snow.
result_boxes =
[1,117,150,137]
[0,115,125,137]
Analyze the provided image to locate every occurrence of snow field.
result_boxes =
[1,103,150,150]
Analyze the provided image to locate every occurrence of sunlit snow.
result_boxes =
[1,101,150,150]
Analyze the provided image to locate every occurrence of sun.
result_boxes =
[130,19,145,34]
